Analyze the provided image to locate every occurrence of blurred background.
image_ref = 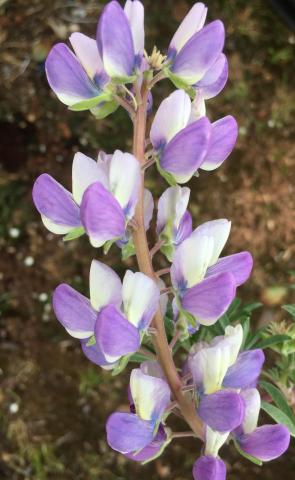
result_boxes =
[0,0,295,478]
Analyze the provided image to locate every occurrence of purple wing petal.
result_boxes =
[106,412,154,454]
[174,210,193,245]
[171,21,225,85]
[198,390,245,432]
[201,115,238,171]
[80,339,115,368]
[206,252,253,287]
[223,350,265,389]
[45,43,100,105]
[193,455,226,480]
[97,1,135,78]
[182,272,236,325]
[160,117,211,183]
[33,174,81,229]
[95,305,140,360]
[194,53,228,100]
[80,182,126,247]
[239,425,290,461]
[125,424,167,462]
[53,284,96,338]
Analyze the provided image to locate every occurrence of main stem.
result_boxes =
[132,81,204,440]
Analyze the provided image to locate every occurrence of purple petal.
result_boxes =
[97,1,135,78]
[80,339,115,368]
[95,305,140,360]
[198,390,245,432]
[194,53,228,100]
[206,252,253,287]
[223,350,265,389]
[80,182,126,247]
[160,117,211,183]
[45,43,100,105]
[239,425,290,461]
[174,210,193,245]
[125,424,167,462]
[106,412,154,454]
[171,21,225,85]
[193,455,226,480]
[201,116,238,171]
[52,284,96,338]
[182,272,236,325]
[33,174,81,228]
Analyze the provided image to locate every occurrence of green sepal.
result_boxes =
[233,438,263,466]
[164,68,196,99]
[63,227,85,242]
[160,243,175,262]
[121,239,136,260]
[69,92,112,111]
[156,158,177,186]
[111,354,131,376]
[90,100,118,119]
[111,74,137,85]
[103,239,116,255]
[86,335,96,347]
[129,352,152,363]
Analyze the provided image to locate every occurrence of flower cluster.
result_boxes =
[33,1,291,479]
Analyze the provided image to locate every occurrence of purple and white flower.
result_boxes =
[150,90,238,183]
[52,260,160,369]
[166,3,226,89]
[171,219,253,328]
[106,367,171,459]
[32,150,141,248]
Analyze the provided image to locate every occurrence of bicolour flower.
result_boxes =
[52,260,160,369]
[150,90,238,183]
[166,3,225,87]
[233,388,290,462]
[32,150,141,248]
[97,0,144,80]
[171,219,253,328]
[156,186,192,260]
[106,368,171,459]
[193,455,226,480]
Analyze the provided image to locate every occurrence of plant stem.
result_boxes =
[172,431,197,439]
[131,81,204,441]
[112,92,135,118]
[156,267,170,277]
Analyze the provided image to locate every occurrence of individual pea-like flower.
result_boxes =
[193,455,226,480]
[232,388,290,462]
[45,0,144,113]
[165,2,226,90]
[171,219,253,329]
[156,186,192,260]
[106,366,171,460]
[97,0,144,80]
[150,90,238,184]
[52,260,160,369]
[32,150,144,249]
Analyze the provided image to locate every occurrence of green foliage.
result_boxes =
[63,226,85,241]
[261,401,295,437]
[260,380,295,422]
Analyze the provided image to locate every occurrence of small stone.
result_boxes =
[9,227,21,238]
[39,292,48,302]
[239,126,247,136]
[9,402,19,414]
[24,256,34,267]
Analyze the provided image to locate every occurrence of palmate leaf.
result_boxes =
[260,380,295,421]
[282,304,295,319]
[261,401,295,437]
[253,334,291,350]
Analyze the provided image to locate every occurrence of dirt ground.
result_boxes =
[0,0,295,478]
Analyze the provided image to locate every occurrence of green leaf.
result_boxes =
[111,355,130,376]
[261,401,295,437]
[156,159,177,186]
[69,93,112,111]
[254,334,291,350]
[243,302,263,313]
[121,240,135,260]
[241,317,250,350]
[86,335,96,347]
[90,100,118,119]
[103,240,115,255]
[233,439,263,466]
[260,380,295,421]
[282,304,295,319]
[129,352,152,363]
[244,327,266,349]
[63,227,85,241]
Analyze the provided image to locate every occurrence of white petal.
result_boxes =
[130,369,170,421]
[171,233,214,289]
[205,426,229,456]
[189,95,206,122]
[240,388,261,434]
[169,3,208,53]
[193,219,231,266]
[157,186,190,233]
[41,215,72,234]
[124,0,144,54]
[109,150,140,217]
[150,90,191,148]
[72,152,109,205]
[69,32,105,81]
[122,271,159,329]
[65,327,94,339]
[89,260,122,311]
[143,189,154,231]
